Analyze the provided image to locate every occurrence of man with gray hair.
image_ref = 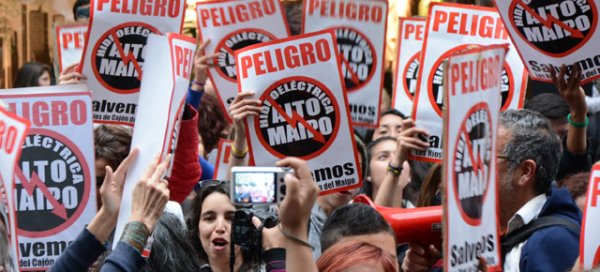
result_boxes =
[402,109,581,272]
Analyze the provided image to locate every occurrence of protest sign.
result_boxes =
[196,0,290,122]
[0,84,95,271]
[213,139,233,180]
[443,45,506,271]
[302,0,388,128]
[54,23,87,74]
[237,30,362,194]
[392,17,426,116]
[494,0,600,84]
[412,3,527,163]
[580,163,600,270]
[114,33,196,245]
[0,103,30,272]
[80,0,186,126]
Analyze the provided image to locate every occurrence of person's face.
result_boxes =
[549,118,568,139]
[497,126,518,227]
[37,71,51,86]
[199,192,237,263]
[575,195,586,212]
[372,114,403,140]
[319,187,360,211]
[368,140,397,194]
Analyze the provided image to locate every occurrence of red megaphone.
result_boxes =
[354,195,442,249]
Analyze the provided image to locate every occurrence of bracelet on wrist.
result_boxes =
[387,161,403,177]
[192,80,205,89]
[231,143,248,159]
[279,225,314,250]
[567,113,588,128]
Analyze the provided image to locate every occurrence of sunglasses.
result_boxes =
[194,179,228,192]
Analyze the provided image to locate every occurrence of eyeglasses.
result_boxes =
[194,179,227,192]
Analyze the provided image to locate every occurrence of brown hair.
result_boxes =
[94,125,132,171]
[317,240,397,272]
[558,172,589,200]
[417,163,442,207]
[197,93,230,157]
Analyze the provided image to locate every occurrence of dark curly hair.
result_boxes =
[197,93,230,157]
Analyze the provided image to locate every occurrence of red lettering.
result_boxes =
[480,16,494,38]
[224,145,231,164]
[175,46,183,77]
[315,39,330,61]
[432,10,448,32]
[264,51,277,73]
[240,56,253,79]
[154,0,166,17]
[450,63,460,96]
[311,0,381,22]
[436,10,507,39]
[253,53,266,76]
[51,101,69,126]
[101,0,179,17]
[0,120,18,155]
[592,177,600,207]
[62,33,73,49]
[70,100,87,125]
[97,0,110,11]
[202,0,274,27]
[308,0,319,14]
[299,43,315,64]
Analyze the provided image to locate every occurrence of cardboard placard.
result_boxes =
[494,0,600,84]
[114,33,196,246]
[0,103,30,272]
[213,139,233,180]
[443,44,506,271]
[412,3,528,163]
[196,0,290,122]
[236,30,362,194]
[302,0,388,128]
[392,17,426,116]
[0,84,95,271]
[54,23,88,74]
[80,0,186,126]
[580,163,600,270]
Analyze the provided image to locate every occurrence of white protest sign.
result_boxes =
[411,3,527,163]
[0,84,96,271]
[54,23,88,73]
[443,44,506,271]
[302,0,388,128]
[237,31,362,194]
[580,163,600,270]
[392,17,426,116]
[80,0,186,126]
[0,104,30,272]
[213,139,232,180]
[196,0,290,122]
[494,0,600,84]
[114,33,196,245]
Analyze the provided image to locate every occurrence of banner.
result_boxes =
[213,139,232,180]
[302,0,388,128]
[54,23,88,74]
[80,0,186,126]
[392,17,426,116]
[0,84,95,271]
[494,0,600,84]
[412,3,527,162]
[196,0,290,122]
[0,104,30,272]
[581,163,600,270]
[237,31,362,194]
[443,45,506,271]
[114,33,196,245]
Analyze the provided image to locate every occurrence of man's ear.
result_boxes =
[515,159,537,188]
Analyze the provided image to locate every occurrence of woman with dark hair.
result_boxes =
[13,62,52,87]
[187,181,285,272]
[197,93,230,164]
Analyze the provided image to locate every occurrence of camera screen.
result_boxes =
[233,172,276,204]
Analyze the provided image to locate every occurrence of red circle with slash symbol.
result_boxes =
[452,103,492,226]
[15,128,91,237]
[255,76,341,160]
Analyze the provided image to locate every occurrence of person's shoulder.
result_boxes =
[520,225,579,271]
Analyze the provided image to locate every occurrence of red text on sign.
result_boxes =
[450,54,502,96]
[62,30,86,50]
[404,22,424,40]
[592,177,600,207]
[97,0,181,18]
[8,100,87,127]
[239,38,332,79]
[432,10,509,40]
[0,120,18,155]
[173,45,193,79]
[198,0,276,28]
[307,0,383,23]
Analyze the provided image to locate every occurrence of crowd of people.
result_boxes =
[2,0,599,271]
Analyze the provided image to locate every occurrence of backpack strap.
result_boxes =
[501,215,580,258]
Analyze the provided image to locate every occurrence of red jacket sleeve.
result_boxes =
[169,104,201,203]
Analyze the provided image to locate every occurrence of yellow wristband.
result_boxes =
[231,144,248,159]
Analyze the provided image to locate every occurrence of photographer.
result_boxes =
[186,180,285,272]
